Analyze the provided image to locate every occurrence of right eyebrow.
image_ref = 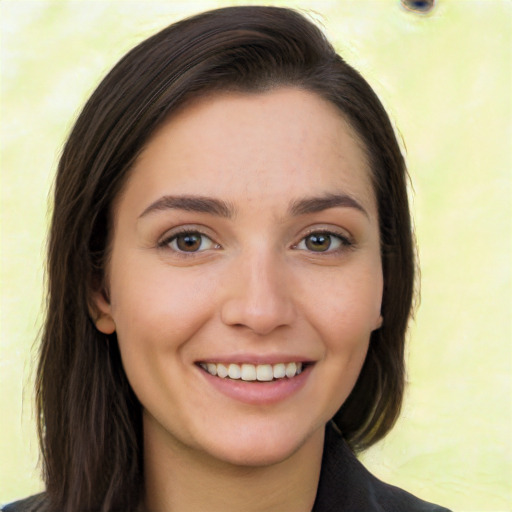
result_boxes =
[138,195,236,219]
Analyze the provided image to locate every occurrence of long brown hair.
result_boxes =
[37,6,414,511]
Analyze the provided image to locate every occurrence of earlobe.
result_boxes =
[374,314,383,330]
[94,315,116,334]
[95,314,116,335]
[89,288,116,334]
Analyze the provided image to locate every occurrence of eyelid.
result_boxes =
[292,227,354,253]
[158,226,221,253]
[301,225,353,240]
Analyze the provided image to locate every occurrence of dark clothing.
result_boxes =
[311,423,451,511]
[2,494,46,512]
[2,423,450,512]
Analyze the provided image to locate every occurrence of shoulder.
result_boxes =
[313,422,452,512]
[1,494,48,512]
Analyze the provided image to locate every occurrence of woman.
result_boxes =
[3,6,450,512]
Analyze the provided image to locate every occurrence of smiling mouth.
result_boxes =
[198,362,307,382]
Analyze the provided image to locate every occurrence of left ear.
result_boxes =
[89,287,116,335]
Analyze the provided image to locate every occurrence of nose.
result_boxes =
[220,249,296,336]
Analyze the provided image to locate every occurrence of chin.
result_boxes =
[198,419,322,468]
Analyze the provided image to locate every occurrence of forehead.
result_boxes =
[120,87,376,218]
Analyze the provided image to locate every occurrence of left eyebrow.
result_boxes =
[289,193,369,218]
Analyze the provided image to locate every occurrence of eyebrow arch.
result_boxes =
[289,193,369,217]
[138,195,235,219]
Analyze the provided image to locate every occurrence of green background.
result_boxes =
[1,1,511,510]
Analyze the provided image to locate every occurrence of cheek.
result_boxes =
[108,265,218,408]
[305,264,383,338]
[299,264,382,399]
[111,259,217,336]
[107,263,221,401]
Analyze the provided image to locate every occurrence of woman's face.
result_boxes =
[94,87,383,467]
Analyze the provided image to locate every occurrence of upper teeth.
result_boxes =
[199,362,303,381]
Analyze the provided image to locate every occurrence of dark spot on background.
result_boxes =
[401,0,435,14]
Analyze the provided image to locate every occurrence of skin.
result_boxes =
[93,87,383,512]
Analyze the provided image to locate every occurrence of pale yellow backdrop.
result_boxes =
[1,1,511,510]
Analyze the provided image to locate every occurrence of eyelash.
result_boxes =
[158,228,353,256]
[158,228,219,256]
[293,229,353,254]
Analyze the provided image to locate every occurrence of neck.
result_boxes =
[142,420,325,512]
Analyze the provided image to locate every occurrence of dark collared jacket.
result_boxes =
[2,423,451,512]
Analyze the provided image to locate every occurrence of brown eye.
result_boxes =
[305,233,332,252]
[167,232,217,253]
[176,233,202,252]
[295,232,348,253]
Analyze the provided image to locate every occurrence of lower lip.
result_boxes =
[198,365,312,405]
